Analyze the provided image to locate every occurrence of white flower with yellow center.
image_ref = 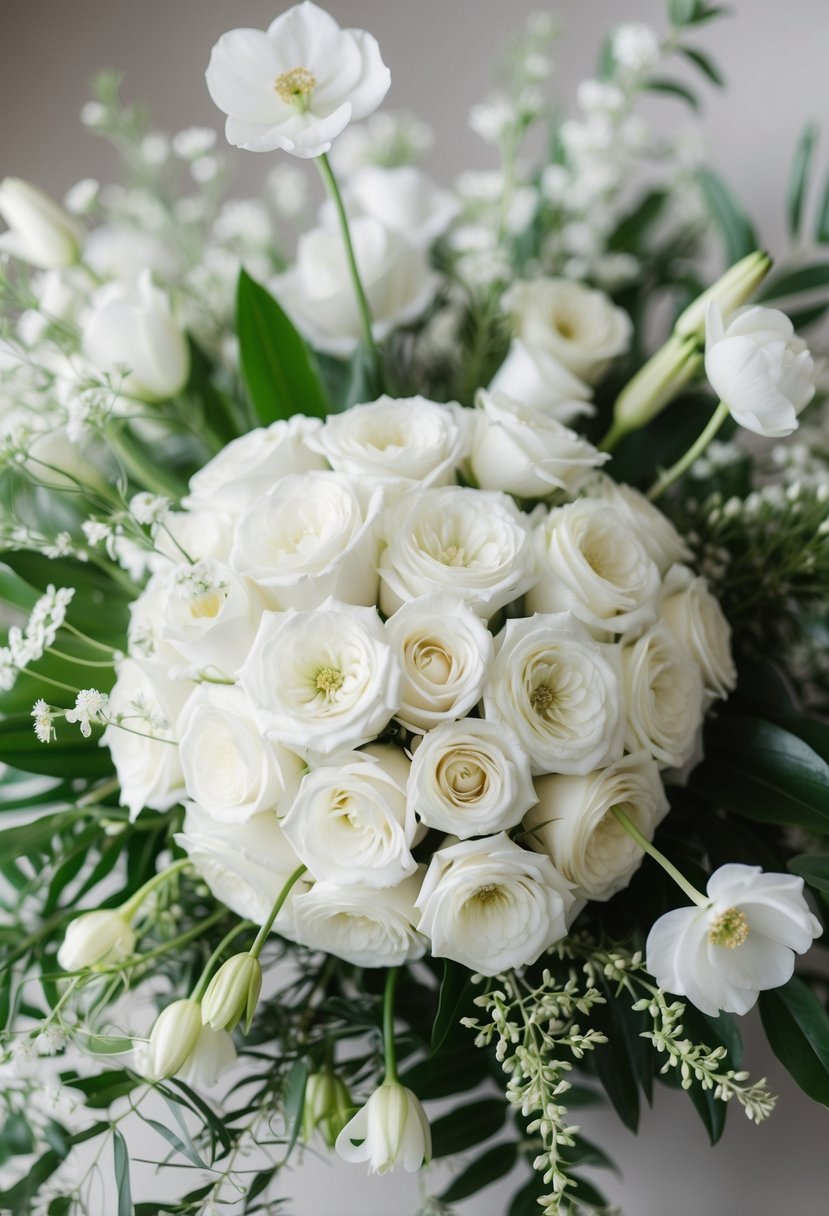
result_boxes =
[291,871,427,967]
[158,559,264,679]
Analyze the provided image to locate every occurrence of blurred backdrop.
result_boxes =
[1,1,828,1213]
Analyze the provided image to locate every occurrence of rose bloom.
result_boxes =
[415,833,574,975]
[524,752,668,901]
[409,718,536,838]
[151,508,235,569]
[385,594,493,732]
[155,559,265,678]
[659,564,736,702]
[378,485,537,619]
[280,745,416,888]
[325,165,460,248]
[489,338,595,425]
[484,613,623,776]
[573,473,692,576]
[291,871,427,967]
[621,622,705,769]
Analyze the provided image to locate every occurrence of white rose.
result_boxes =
[527,498,660,637]
[238,600,401,756]
[469,390,608,499]
[273,217,439,356]
[175,802,311,931]
[280,744,415,888]
[304,395,468,499]
[292,872,427,967]
[705,303,815,438]
[503,278,632,384]
[659,565,736,702]
[409,718,536,838]
[385,594,493,733]
[178,684,304,824]
[326,165,459,248]
[621,622,705,769]
[183,416,325,515]
[378,485,537,619]
[415,833,574,975]
[484,613,623,776]
[157,560,264,678]
[151,509,235,569]
[489,339,595,425]
[0,177,84,269]
[574,473,692,575]
[229,471,382,611]
[524,752,669,901]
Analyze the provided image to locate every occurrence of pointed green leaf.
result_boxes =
[788,123,818,239]
[430,1098,506,1158]
[440,1141,518,1204]
[696,168,759,264]
[113,1129,132,1216]
[759,976,829,1107]
[788,854,829,895]
[432,959,472,1053]
[679,45,725,86]
[644,78,700,110]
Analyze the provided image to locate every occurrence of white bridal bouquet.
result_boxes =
[2,1,829,1213]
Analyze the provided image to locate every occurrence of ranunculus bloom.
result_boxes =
[573,474,692,576]
[646,864,822,1016]
[488,339,595,425]
[621,622,705,770]
[206,2,390,158]
[292,872,426,967]
[705,302,815,438]
[336,1081,431,1174]
[0,177,84,268]
[659,564,737,702]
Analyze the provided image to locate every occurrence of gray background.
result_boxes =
[2,1,828,1213]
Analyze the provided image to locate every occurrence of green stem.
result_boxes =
[317,153,378,363]
[598,417,629,453]
[77,776,120,808]
[191,919,254,1002]
[611,806,707,907]
[647,400,730,502]
[107,425,183,499]
[46,647,115,669]
[99,909,227,975]
[249,864,307,959]
[61,621,120,655]
[120,858,190,922]
[382,966,400,1083]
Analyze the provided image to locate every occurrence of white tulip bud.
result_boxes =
[57,909,136,971]
[674,250,772,341]
[0,177,84,269]
[303,1071,355,1147]
[200,953,262,1033]
[146,999,203,1080]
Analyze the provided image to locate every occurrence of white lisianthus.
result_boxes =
[156,560,265,678]
[409,718,536,838]
[527,499,660,638]
[82,271,190,402]
[206,2,390,158]
[385,594,493,733]
[304,396,468,498]
[659,565,737,702]
[238,600,401,756]
[0,177,84,268]
[336,1081,431,1174]
[229,472,383,610]
[57,910,136,971]
[292,872,427,967]
[469,390,608,499]
[378,486,537,619]
[184,416,325,515]
[484,613,623,776]
[621,623,705,769]
[273,218,439,356]
[415,833,574,975]
[175,803,310,931]
[178,685,304,824]
[524,752,669,901]
[489,339,595,425]
[646,864,822,1016]
[280,745,416,888]
[574,474,692,575]
[503,278,633,384]
[704,303,815,438]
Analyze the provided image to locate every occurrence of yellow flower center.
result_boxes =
[274,67,317,111]
[530,684,556,713]
[315,666,344,697]
[708,907,750,948]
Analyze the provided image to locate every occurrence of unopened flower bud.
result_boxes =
[336,1080,431,1174]
[0,177,84,269]
[610,333,702,440]
[303,1071,355,1148]
[57,909,136,972]
[146,999,203,1080]
[201,953,262,1033]
[674,250,772,341]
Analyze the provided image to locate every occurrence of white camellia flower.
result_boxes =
[155,560,265,678]
[489,339,595,425]
[469,390,608,499]
[378,485,537,619]
[175,802,311,931]
[484,613,623,776]
[415,833,574,975]
[524,752,669,901]
[409,718,536,838]
[273,217,439,355]
[659,565,737,702]
[205,2,390,158]
[292,872,427,967]
[503,278,633,384]
[646,864,822,1016]
[621,622,705,769]
[325,165,460,248]
[304,396,468,499]
[527,498,661,638]
[385,594,493,733]
[280,745,416,888]
[178,685,304,824]
[184,416,325,515]
[336,1081,431,1174]
[705,303,815,438]
[239,599,401,756]
[230,471,383,611]
[0,177,84,268]
[574,474,692,575]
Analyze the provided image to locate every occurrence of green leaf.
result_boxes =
[788,854,829,895]
[0,809,86,861]
[696,168,759,264]
[644,78,700,110]
[402,1043,487,1100]
[788,123,818,239]
[0,1113,35,1163]
[341,343,384,410]
[815,173,829,243]
[759,262,829,304]
[430,1098,507,1158]
[113,1129,132,1216]
[440,1140,518,1204]
[431,960,472,1053]
[62,1069,138,1109]
[144,1116,207,1168]
[669,0,698,23]
[186,335,248,445]
[609,190,667,252]
[236,269,329,425]
[759,976,829,1107]
[679,44,725,86]
[0,715,114,780]
[282,1058,308,1159]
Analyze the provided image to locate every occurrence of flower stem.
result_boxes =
[249,864,307,960]
[191,919,254,1002]
[647,400,730,502]
[382,966,399,1083]
[107,424,183,499]
[317,152,379,364]
[610,806,708,907]
[120,857,191,922]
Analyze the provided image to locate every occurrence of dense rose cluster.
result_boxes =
[106,393,736,976]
